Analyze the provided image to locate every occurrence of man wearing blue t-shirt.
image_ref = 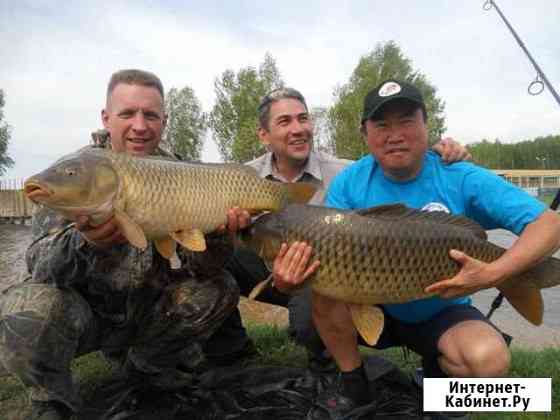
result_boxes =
[271,79,560,418]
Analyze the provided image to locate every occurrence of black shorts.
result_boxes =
[364,304,504,377]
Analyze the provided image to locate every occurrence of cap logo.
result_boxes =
[378,82,401,97]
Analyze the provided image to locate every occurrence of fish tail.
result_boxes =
[525,256,560,289]
[496,255,560,326]
[498,283,543,326]
[248,275,273,300]
[279,182,317,207]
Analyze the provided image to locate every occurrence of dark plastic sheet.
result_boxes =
[93,356,422,420]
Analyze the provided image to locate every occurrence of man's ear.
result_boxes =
[257,126,269,146]
[101,109,110,129]
[162,112,168,130]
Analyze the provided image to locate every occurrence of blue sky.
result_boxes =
[1,0,559,179]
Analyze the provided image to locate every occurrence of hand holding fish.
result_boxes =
[76,215,128,249]
[220,207,252,233]
[425,249,501,298]
[272,242,320,293]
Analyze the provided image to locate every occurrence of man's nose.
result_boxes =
[289,120,305,135]
[131,112,148,131]
[386,127,404,143]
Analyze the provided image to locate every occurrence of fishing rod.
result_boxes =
[483,0,560,107]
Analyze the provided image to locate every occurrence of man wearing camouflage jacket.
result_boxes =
[0,69,239,420]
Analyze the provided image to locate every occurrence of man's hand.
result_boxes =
[217,207,251,233]
[273,242,320,292]
[432,137,472,163]
[424,249,500,298]
[76,215,127,249]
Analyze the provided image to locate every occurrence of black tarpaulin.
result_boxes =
[90,356,422,420]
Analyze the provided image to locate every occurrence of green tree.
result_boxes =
[163,86,206,161]
[328,41,446,160]
[0,89,14,176]
[209,53,284,162]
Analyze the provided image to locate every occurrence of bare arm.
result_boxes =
[426,210,560,298]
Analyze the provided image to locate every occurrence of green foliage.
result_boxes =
[0,89,14,176]
[163,86,206,161]
[209,53,284,162]
[469,135,560,169]
[328,41,446,160]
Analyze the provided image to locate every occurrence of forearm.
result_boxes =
[486,211,560,285]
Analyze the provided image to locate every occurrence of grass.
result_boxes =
[0,323,558,419]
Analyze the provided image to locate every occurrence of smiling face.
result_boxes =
[363,99,429,181]
[102,83,166,157]
[257,98,313,167]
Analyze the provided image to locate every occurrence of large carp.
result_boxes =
[23,148,316,259]
[241,203,560,345]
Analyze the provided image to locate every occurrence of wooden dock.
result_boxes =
[0,179,35,225]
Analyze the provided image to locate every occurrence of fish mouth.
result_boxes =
[23,182,52,202]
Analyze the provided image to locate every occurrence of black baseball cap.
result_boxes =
[361,79,426,123]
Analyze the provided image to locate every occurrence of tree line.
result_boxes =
[468,135,560,170]
[1,41,558,174]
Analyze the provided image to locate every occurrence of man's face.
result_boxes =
[364,101,428,181]
[102,83,166,157]
[258,98,313,164]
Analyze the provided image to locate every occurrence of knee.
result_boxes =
[1,284,91,340]
[464,341,511,377]
[163,270,240,336]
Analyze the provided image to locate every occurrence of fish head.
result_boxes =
[239,212,285,266]
[24,151,119,221]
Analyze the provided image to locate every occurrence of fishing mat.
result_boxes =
[83,355,422,420]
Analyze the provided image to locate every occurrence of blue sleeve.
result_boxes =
[463,167,546,234]
[325,168,353,210]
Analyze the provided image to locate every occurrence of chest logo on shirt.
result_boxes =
[421,202,450,213]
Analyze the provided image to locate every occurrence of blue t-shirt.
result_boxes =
[325,151,546,323]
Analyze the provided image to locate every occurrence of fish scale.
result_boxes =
[24,148,316,257]
[99,151,294,238]
[246,204,520,304]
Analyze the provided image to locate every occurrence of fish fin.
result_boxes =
[248,275,273,300]
[169,251,182,269]
[192,161,259,174]
[171,229,207,252]
[356,204,487,239]
[154,237,176,259]
[349,304,385,346]
[498,283,543,325]
[114,209,148,250]
[283,182,318,205]
[355,203,411,218]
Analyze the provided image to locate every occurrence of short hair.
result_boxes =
[106,69,165,105]
[257,87,308,130]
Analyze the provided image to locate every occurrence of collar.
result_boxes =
[259,151,323,182]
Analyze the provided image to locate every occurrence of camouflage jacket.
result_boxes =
[25,130,233,320]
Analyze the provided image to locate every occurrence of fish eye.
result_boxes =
[65,168,77,176]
